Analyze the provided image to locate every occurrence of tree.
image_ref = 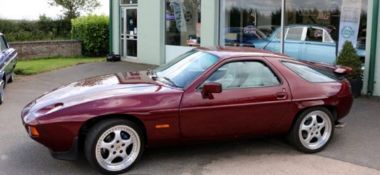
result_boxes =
[49,0,100,20]
[336,41,363,80]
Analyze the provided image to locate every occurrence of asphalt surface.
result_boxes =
[0,61,379,175]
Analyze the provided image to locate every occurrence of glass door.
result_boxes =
[121,7,138,58]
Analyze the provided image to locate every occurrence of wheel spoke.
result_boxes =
[311,115,318,125]
[315,132,322,140]
[301,123,311,131]
[121,138,133,148]
[317,121,326,128]
[100,139,115,150]
[120,149,128,159]
[105,153,118,164]
[114,130,123,142]
[304,133,313,143]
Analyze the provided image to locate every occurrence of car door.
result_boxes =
[179,58,292,139]
[302,27,336,64]
[265,26,306,59]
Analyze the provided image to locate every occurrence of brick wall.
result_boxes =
[9,40,82,60]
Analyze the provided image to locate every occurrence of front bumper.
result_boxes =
[22,109,80,160]
[50,137,79,161]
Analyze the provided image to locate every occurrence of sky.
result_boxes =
[0,0,109,20]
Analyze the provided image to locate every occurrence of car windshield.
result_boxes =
[155,50,219,88]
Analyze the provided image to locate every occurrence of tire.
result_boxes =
[288,107,334,153]
[85,119,145,175]
[2,77,6,89]
[8,73,15,83]
[0,90,3,105]
[0,81,4,105]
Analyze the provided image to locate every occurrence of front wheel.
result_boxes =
[288,107,334,153]
[85,119,144,175]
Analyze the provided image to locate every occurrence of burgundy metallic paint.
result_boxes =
[22,48,353,154]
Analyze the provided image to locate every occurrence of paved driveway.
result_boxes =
[0,62,379,175]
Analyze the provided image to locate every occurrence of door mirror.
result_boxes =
[202,82,222,99]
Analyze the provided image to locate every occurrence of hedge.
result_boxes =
[71,15,109,57]
[0,17,71,42]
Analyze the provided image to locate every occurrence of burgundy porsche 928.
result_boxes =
[22,47,353,174]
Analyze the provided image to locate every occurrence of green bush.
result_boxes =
[336,41,363,80]
[0,17,71,42]
[71,15,109,57]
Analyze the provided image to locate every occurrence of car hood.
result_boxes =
[26,71,169,115]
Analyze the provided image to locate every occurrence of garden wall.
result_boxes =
[9,40,82,60]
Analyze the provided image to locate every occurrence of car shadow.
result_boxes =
[4,134,345,175]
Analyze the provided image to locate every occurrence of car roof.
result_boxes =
[198,47,336,71]
[198,47,292,61]
[283,24,330,30]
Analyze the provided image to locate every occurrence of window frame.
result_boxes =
[120,0,138,5]
[197,58,283,91]
[164,0,202,46]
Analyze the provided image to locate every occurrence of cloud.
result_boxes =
[0,0,109,20]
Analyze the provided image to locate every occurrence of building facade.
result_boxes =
[109,0,380,96]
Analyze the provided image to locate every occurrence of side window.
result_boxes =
[0,36,7,51]
[204,61,280,89]
[286,27,304,41]
[306,28,323,42]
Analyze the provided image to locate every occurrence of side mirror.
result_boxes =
[202,82,222,99]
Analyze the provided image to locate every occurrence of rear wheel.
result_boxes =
[85,119,144,175]
[288,107,334,153]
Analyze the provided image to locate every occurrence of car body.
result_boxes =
[0,33,18,104]
[251,25,365,65]
[22,47,353,174]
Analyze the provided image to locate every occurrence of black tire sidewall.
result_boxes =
[85,119,145,175]
[0,82,4,105]
[288,107,335,153]
[0,91,3,105]
[8,72,15,83]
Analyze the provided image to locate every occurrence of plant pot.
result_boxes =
[349,78,363,98]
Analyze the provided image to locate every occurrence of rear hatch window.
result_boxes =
[283,62,338,83]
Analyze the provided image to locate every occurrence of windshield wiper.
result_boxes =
[148,69,179,88]
[160,77,179,88]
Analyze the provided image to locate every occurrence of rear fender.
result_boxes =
[295,100,326,110]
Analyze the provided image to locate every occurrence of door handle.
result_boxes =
[276,92,288,100]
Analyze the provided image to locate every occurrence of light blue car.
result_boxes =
[251,25,365,65]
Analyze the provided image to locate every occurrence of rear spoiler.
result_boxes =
[300,60,352,76]
[333,66,352,76]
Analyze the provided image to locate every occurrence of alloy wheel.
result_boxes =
[95,125,141,172]
[298,110,332,150]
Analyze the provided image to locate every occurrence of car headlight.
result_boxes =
[36,103,64,115]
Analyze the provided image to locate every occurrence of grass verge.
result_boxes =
[15,57,104,75]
